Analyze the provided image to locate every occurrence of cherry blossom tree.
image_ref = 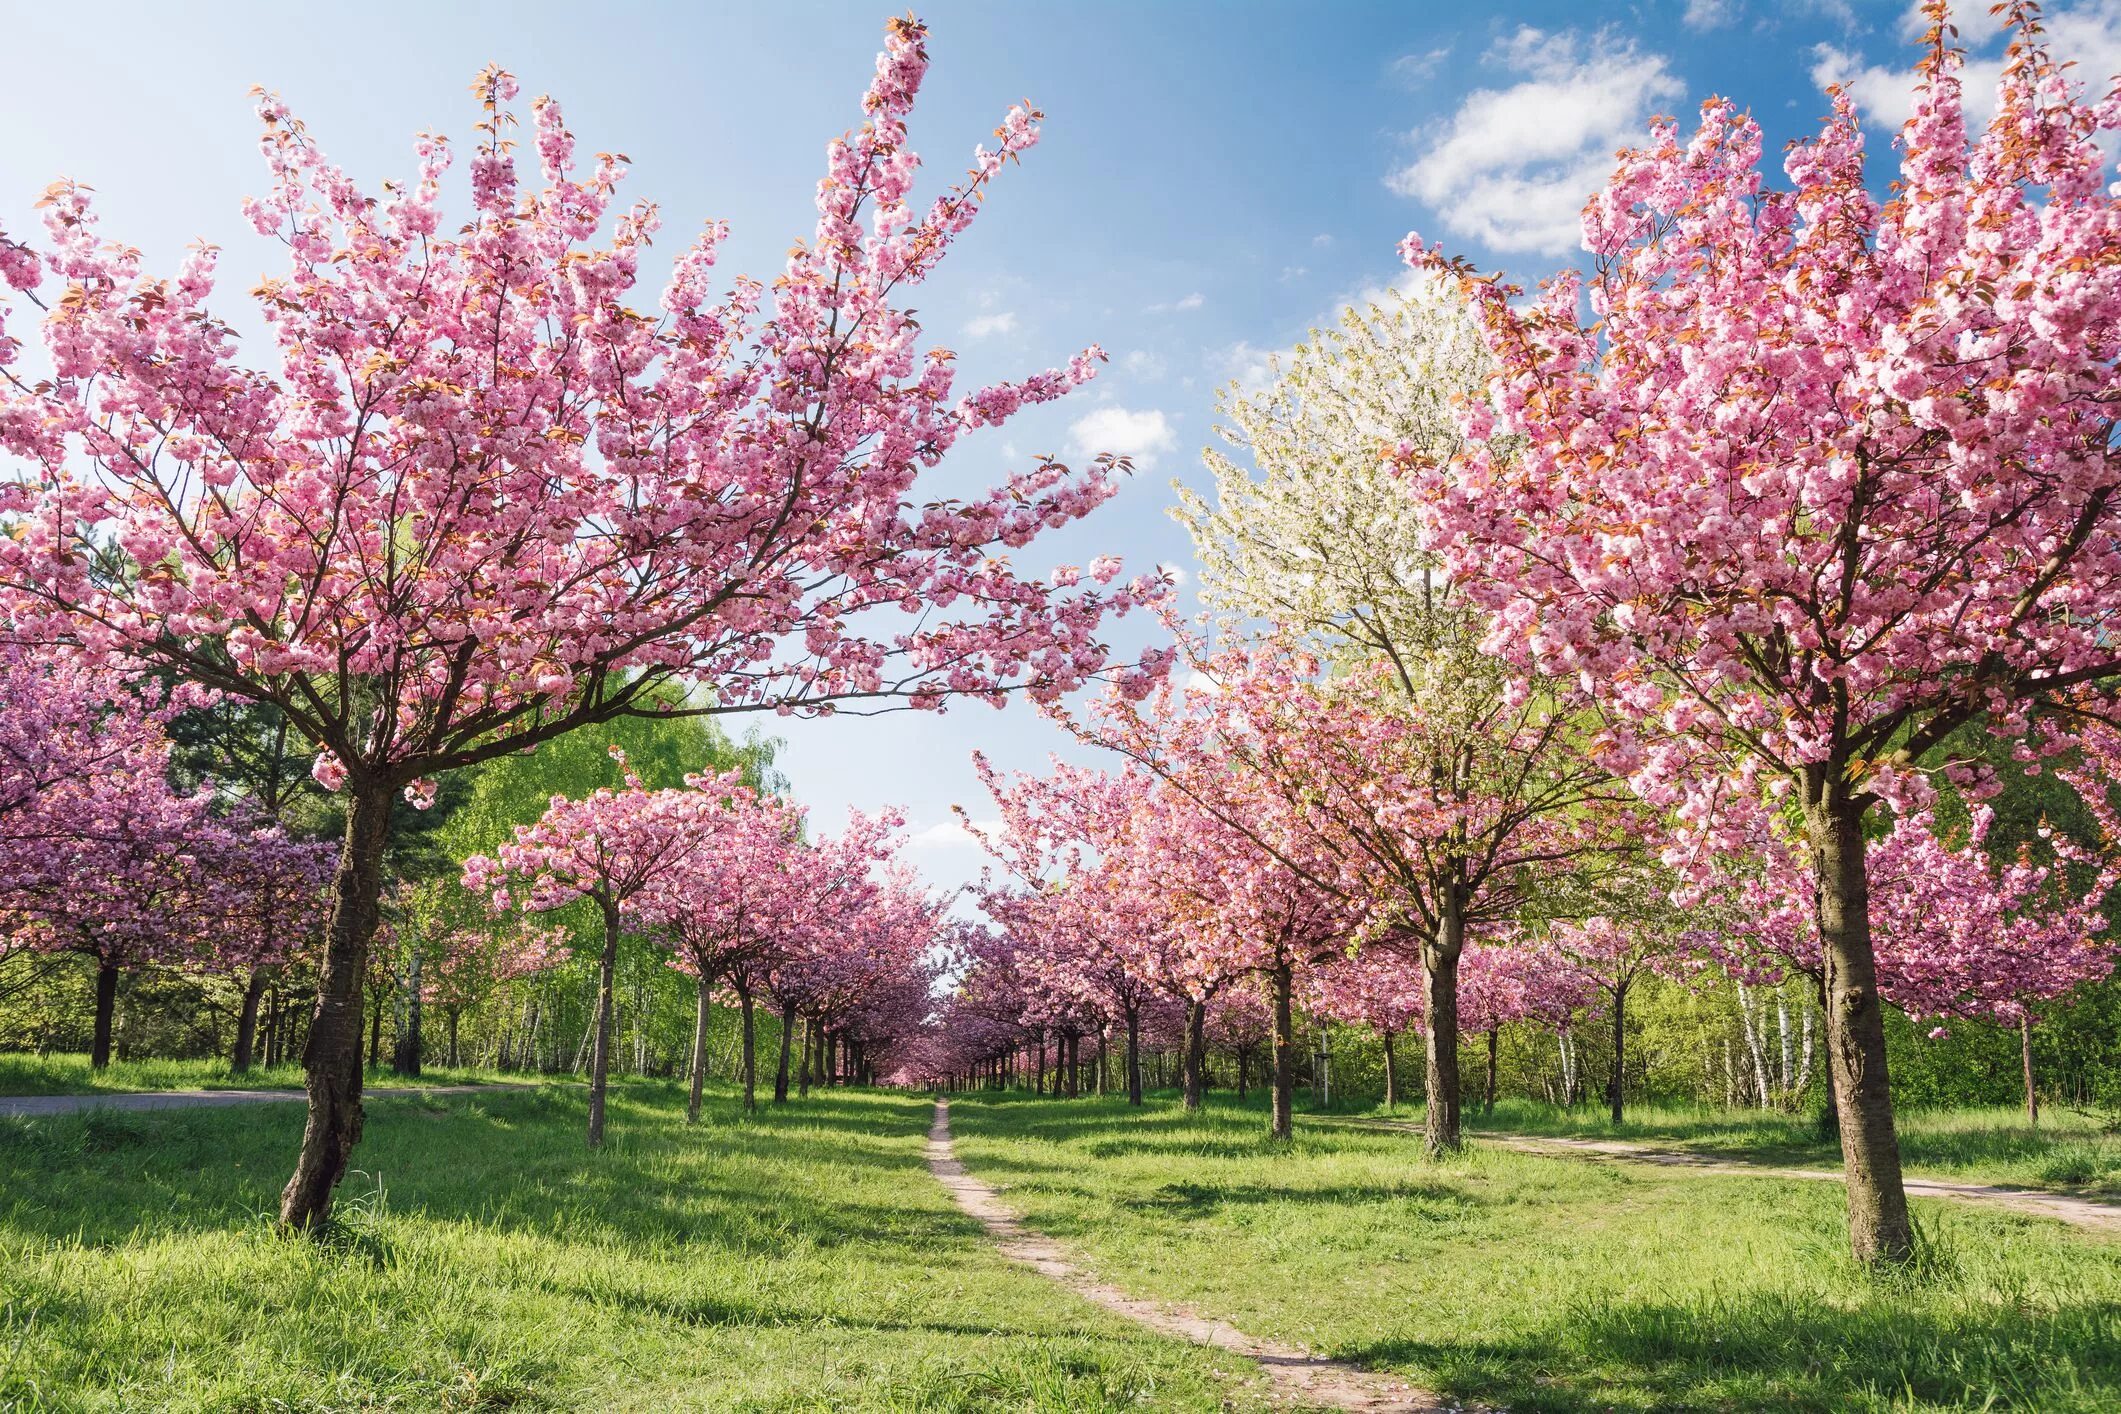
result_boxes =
[0,19,1163,1229]
[421,923,567,1068]
[1402,6,2121,1261]
[465,757,735,1145]
[1547,909,1687,1125]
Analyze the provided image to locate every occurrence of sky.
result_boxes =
[5,0,2119,908]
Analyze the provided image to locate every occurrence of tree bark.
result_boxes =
[445,1008,461,1069]
[1125,1003,1142,1106]
[1422,899,1465,1157]
[687,971,712,1125]
[89,958,119,1070]
[1268,962,1295,1139]
[279,777,391,1233]
[1609,980,1628,1126]
[585,898,623,1148]
[773,999,796,1104]
[738,980,757,1112]
[1483,1027,1499,1116]
[1808,783,1913,1265]
[1382,1030,1398,1110]
[1181,998,1207,1111]
[2021,1014,2039,1128]
[392,947,422,1077]
[233,964,273,1073]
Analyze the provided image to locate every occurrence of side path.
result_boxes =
[0,1082,538,1118]
[924,1098,1463,1414]
[1331,1117,2121,1235]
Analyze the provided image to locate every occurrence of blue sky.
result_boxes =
[6,0,2118,904]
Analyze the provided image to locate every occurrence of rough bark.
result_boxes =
[445,1008,461,1069]
[89,958,119,1070]
[586,897,623,1148]
[687,971,712,1125]
[1125,1004,1143,1106]
[1421,900,1465,1157]
[1807,782,1914,1265]
[392,948,422,1077]
[1382,1030,1398,1110]
[773,998,796,1104]
[738,980,757,1112]
[279,777,391,1233]
[2022,1015,2039,1129]
[233,964,272,1073]
[1483,1027,1499,1116]
[1270,963,1297,1139]
[1609,979,1628,1126]
[1181,998,1207,1111]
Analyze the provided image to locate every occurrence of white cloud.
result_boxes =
[1157,561,1191,587]
[1682,0,1737,30]
[963,310,1018,339]
[1812,2,2121,135]
[1121,349,1168,380]
[1311,232,1335,248]
[1147,292,1206,314]
[1386,26,1684,256]
[1280,265,1309,282]
[1068,406,1177,470]
[1182,668,1221,696]
[907,817,1001,852]
[1392,46,1452,84]
[1213,340,1280,395]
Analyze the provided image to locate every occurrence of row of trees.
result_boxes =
[922,5,2121,1268]
[0,17,1167,1231]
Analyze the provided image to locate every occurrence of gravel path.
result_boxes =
[0,1083,532,1118]
[926,1098,1463,1414]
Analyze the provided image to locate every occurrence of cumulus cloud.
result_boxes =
[907,817,1001,852]
[1812,1,2121,134]
[1387,26,1684,256]
[1121,349,1168,380]
[1068,406,1177,469]
[1214,341,1280,395]
[1682,0,1738,30]
[1147,292,1206,314]
[962,310,1018,339]
[1157,561,1191,587]
[1391,46,1453,84]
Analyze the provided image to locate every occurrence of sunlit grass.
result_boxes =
[0,1082,1265,1411]
[0,1051,518,1096]
[950,1090,2121,1413]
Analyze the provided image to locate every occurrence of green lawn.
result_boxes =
[1433,1097,2121,1195]
[0,1082,1266,1411]
[0,1052,524,1096]
[949,1090,2121,1413]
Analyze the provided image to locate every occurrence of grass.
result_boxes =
[0,1052,519,1096]
[1433,1096,2121,1195]
[949,1089,2121,1413]
[0,1082,1268,1411]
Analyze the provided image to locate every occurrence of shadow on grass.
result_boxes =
[1342,1289,2121,1412]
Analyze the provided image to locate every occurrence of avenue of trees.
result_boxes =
[6,3,2121,1277]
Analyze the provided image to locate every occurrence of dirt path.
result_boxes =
[0,1083,533,1118]
[1333,1117,2121,1235]
[925,1098,1460,1413]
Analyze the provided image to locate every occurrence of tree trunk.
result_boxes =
[1125,1004,1142,1106]
[1181,998,1207,1111]
[799,1017,815,1099]
[585,898,623,1148]
[1808,784,1913,1265]
[1268,962,1295,1139]
[1609,980,1628,1126]
[774,999,796,1104]
[89,958,119,1070]
[233,964,273,1073]
[279,777,391,1234]
[392,947,423,1077]
[738,982,757,1112]
[367,991,384,1068]
[687,971,712,1125]
[2021,1014,2039,1128]
[1483,1027,1499,1116]
[1422,901,1465,1157]
[1382,1030,1398,1110]
[445,1008,461,1069]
